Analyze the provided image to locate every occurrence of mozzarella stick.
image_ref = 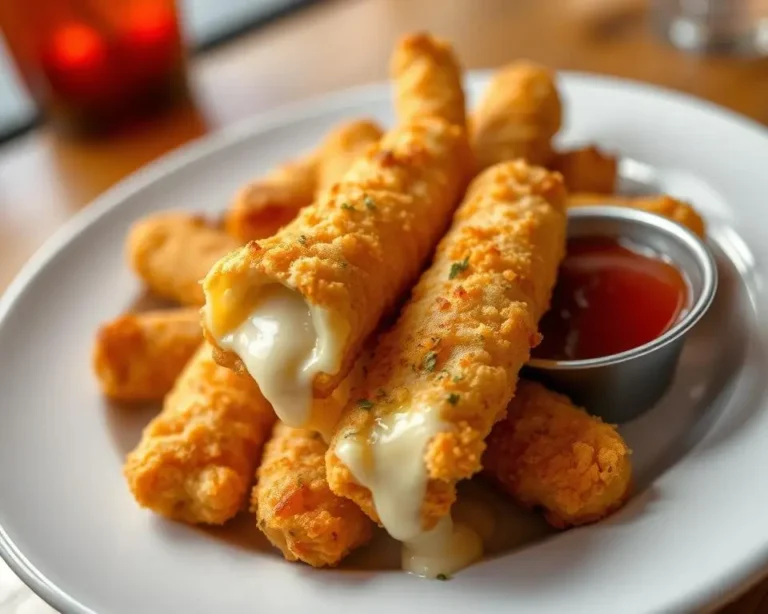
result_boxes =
[551,146,618,194]
[391,32,466,127]
[127,212,239,306]
[316,119,384,193]
[568,193,706,237]
[483,380,632,528]
[472,61,562,170]
[253,423,374,567]
[92,308,202,402]
[226,154,319,243]
[202,33,471,431]
[326,160,566,577]
[226,120,384,243]
[124,344,275,524]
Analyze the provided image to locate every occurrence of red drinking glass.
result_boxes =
[0,0,188,134]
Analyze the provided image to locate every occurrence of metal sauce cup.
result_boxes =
[525,206,718,423]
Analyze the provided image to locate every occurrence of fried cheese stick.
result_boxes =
[316,119,384,194]
[471,61,562,170]
[567,193,706,238]
[226,154,319,244]
[226,119,384,243]
[551,146,618,194]
[127,212,240,306]
[326,161,567,545]
[93,308,202,401]
[483,380,632,528]
[202,33,471,430]
[124,344,275,524]
[253,423,374,567]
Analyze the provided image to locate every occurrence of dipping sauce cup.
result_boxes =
[525,206,718,423]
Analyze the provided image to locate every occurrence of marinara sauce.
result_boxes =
[533,237,689,361]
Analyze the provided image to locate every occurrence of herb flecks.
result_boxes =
[436,573,451,581]
[447,393,460,406]
[423,351,438,372]
[449,257,470,280]
[357,399,374,411]
[364,195,377,210]
[298,234,307,245]
[341,202,356,212]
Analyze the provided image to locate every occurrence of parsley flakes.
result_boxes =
[298,234,307,245]
[447,393,460,406]
[364,195,377,210]
[341,202,356,211]
[357,399,374,410]
[448,257,469,280]
[436,573,451,581]
[423,351,438,372]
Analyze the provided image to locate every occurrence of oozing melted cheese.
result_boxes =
[216,284,343,428]
[335,406,483,578]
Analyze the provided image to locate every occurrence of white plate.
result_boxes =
[1,72,768,614]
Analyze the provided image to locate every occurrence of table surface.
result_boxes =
[1,0,767,612]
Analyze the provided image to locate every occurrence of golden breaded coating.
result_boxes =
[316,119,384,193]
[472,61,562,170]
[391,33,466,127]
[551,146,618,194]
[226,119,384,244]
[92,309,202,402]
[127,212,240,306]
[568,193,706,238]
[226,154,318,243]
[327,160,567,530]
[203,33,471,407]
[253,423,373,567]
[124,344,275,524]
[483,380,632,528]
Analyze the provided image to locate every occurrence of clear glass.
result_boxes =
[652,0,768,55]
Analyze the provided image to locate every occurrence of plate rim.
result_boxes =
[1,70,767,614]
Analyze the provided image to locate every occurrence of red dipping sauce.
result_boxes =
[533,237,690,361]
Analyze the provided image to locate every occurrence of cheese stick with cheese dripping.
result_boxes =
[483,380,632,528]
[92,308,203,402]
[253,423,374,567]
[326,160,566,578]
[226,119,384,243]
[124,343,275,524]
[471,61,562,170]
[127,212,240,306]
[201,33,471,431]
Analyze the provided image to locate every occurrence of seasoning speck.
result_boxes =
[447,393,460,406]
[357,399,374,410]
[364,196,377,210]
[341,202,355,211]
[423,351,438,372]
[449,257,469,280]
[298,234,307,245]
[436,574,451,581]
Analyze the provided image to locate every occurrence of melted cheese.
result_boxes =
[335,406,483,578]
[216,284,343,427]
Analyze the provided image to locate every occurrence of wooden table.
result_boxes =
[0,0,766,611]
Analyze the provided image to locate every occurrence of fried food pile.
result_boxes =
[94,31,712,573]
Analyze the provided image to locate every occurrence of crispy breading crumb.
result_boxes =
[124,344,275,524]
[483,380,632,528]
[253,424,373,567]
